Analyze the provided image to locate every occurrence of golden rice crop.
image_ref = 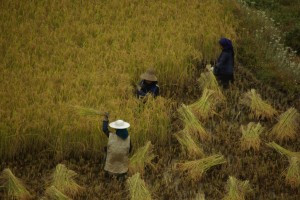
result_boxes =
[240,89,277,119]
[174,131,205,159]
[223,176,252,200]
[127,173,152,200]
[178,104,211,141]
[266,142,300,159]
[50,164,83,197]
[73,105,105,116]
[0,168,32,200]
[176,154,226,181]
[285,157,300,188]
[271,107,300,141]
[197,71,224,97]
[44,186,71,200]
[240,122,264,151]
[194,192,205,200]
[189,88,225,120]
[129,141,156,176]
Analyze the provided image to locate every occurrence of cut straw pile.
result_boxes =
[240,89,277,119]
[73,105,104,116]
[49,164,83,197]
[127,173,152,200]
[178,104,211,141]
[285,157,300,188]
[174,131,205,159]
[129,141,156,175]
[240,122,264,151]
[223,176,252,200]
[189,88,225,120]
[176,154,226,181]
[271,107,300,141]
[198,69,223,97]
[44,186,71,200]
[0,168,32,200]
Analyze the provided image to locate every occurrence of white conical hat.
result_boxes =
[109,119,130,129]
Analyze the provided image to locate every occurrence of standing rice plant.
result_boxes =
[0,168,32,200]
[174,131,205,159]
[129,141,156,176]
[44,186,71,200]
[266,142,300,159]
[189,88,225,120]
[73,106,104,116]
[240,89,277,119]
[240,122,264,151]
[285,157,300,188]
[127,173,152,200]
[50,164,83,197]
[223,176,252,200]
[271,107,300,141]
[176,154,226,181]
[178,104,211,141]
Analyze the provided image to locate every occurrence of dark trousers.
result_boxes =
[216,74,234,89]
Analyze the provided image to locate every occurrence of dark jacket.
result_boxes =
[214,50,234,75]
[137,80,159,98]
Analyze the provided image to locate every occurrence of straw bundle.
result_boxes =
[271,107,300,141]
[176,154,226,181]
[223,176,252,200]
[240,122,264,151]
[174,131,205,159]
[50,164,83,197]
[1,168,32,200]
[127,173,152,200]
[198,70,222,96]
[266,142,300,159]
[189,88,224,120]
[178,104,211,141]
[73,106,104,116]
[240,89,277,119]
[44,186,71,200]
[285,157,300,188]
[194,192,205,200]
[129,141,156,175]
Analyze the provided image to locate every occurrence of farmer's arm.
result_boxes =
[102,114,109,137]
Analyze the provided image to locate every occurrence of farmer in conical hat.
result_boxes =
[213,37,235,89]
[102,112,132,180]
[136,68,160,98]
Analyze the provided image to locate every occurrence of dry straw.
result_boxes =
[129,141,156,175]
[189,88,225,120]
[266,142,300,159]
[178,104,211,141]
[0,168,32,200]
[285,157,300,188]
[44,186,71,200]
[194,192,205,200]
[198,69,223,97]
[174,131,205,159]
[223,176,252,200]
[271,107,300,141]
[176,154,226,181]
[127,173,152,200]
[240,89,277,119]
[50,164,83,197]
[240,122,264,151]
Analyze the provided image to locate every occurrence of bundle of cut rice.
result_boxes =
[223,176,252,200]
[240,122,264,151]
[127,173,152,200]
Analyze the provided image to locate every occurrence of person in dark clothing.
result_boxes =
[136,68,160,98]
[213,37,235,89]
[102,112,132,181]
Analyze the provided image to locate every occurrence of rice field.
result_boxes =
[1,0,300,199]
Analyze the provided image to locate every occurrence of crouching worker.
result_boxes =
[136,68,159,99]
[102,112,132,181]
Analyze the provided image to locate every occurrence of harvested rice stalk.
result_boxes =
[44,186,71,200]
[285,157,300,188]
[240,122,264,151]
[266,142,300,159]
[73,105,104,116]
[223,176,252,200]
[129,141,156,175]
[240,89,277,119]
[127,173,152,200]
[174,131,205,159]
[1,168,32,200]
[198,71,223,96]
[189,88,225,120]
[176,154,226,181]
[271,107,300,141]
[50,164,83,197]
[178,104,211,141]
[194,192,205,200]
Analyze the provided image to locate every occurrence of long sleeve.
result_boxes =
[102,120,109,137]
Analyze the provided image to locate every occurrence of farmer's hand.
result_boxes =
[136,84,141,91]
[103,112,109,121]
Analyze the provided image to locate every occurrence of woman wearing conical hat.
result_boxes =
[137,68,160,99]
[102,112,132,180]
